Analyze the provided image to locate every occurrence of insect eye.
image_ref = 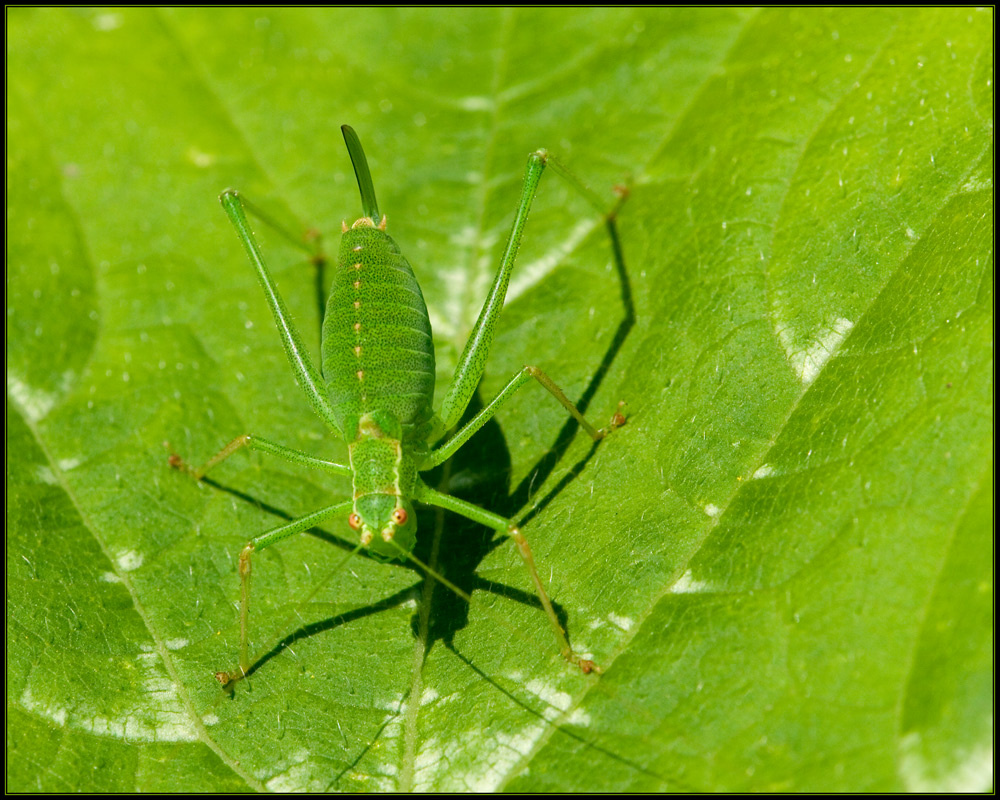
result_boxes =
[348,513,362,530]
[391,508,408,526]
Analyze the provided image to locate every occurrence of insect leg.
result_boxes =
[230,193,329,336]
[542,151,629,219]
[231,193,325,262]
[220,190,342,436]
[426,366,624,469]
[414,483,598,673]
[168,434,351,480]
[216,499,354,687]
[436,152,548,430]
[435,149,629,434]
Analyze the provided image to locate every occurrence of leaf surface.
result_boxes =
[6,7,992,792]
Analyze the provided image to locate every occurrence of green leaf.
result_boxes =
[7,7,992,792]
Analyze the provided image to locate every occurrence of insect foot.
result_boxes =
[166,435,256,481]
[214,667,245,690]
[164,442,198,478]
[593,400,628,438]
[608,400,628,432]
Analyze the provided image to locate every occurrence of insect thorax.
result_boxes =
[348,412,419,559]
[322,225,436,441]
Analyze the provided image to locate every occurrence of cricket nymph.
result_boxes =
[174,124,626,688]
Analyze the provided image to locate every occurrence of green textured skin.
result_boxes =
[348,415,418,560]
[322,220,434,554]
[322,222,436,440]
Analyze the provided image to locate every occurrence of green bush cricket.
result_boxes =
[170,125,627,687]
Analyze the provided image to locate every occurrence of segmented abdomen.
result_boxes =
[322,225,435,439]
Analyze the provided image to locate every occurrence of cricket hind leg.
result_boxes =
[429,148,631,494]
[219,189,343,434]
[230,192,329,336]
[435,146,631,434]
[506,168,633,519]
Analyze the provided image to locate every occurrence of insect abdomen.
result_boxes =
[322,224,435,439]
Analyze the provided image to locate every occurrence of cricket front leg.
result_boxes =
[415,483,600,673]
[215,499,354,688]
